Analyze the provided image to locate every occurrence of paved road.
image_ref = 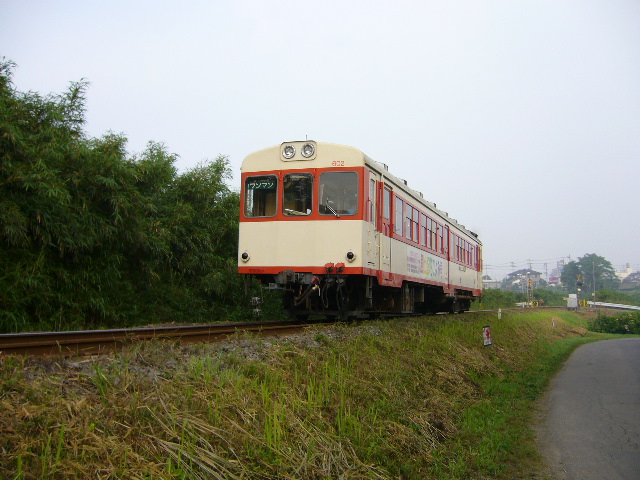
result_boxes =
[538,338,640,480]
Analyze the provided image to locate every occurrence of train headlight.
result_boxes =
[282,145,296,159]
[301,143,315,158]
[346,251,356,262]
[241,252,250,262]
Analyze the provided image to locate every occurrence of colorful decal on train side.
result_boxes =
[406,247,444,280]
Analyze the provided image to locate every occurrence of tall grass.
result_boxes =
[0,310,600,479]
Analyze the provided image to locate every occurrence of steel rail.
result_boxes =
[0,320,325,357]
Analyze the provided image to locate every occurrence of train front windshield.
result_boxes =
[244,170,358,218]
[319,171,358,216]
[283,173,313,216]
[245,175,278,218]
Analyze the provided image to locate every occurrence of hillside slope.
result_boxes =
[0,310,599,479]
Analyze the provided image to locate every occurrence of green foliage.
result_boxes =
[595,289,640,306]
[476,289,526,309]
[476,287,565,310]
[0,59,253,332]
[532,287,566,306]
[588,312,640,334]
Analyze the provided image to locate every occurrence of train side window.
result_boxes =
[283,173,313,216]
[428,219,436,250]
[245,175,277,218]
[319,171,358,216]
[383,188,391,220]
[405,204,412,239]
[394,198,403,235]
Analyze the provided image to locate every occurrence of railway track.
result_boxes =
[0,320,330,357]
[0,306,575,357]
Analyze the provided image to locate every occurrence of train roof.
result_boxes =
[365,153,481,245]
[241,141,481,244]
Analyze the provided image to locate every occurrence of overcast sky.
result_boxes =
[3,0,639,280]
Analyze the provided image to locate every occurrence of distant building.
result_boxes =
[548,268,561,286]
[616,264,633,282]
[506,269,542,291]
[482,275,501,289]
[620,272,640,291]
[549,259,565,286]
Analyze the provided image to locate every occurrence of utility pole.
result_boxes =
[592,260,597,307]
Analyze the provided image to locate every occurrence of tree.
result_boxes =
[560,253,620,295]
[0,58,250,332]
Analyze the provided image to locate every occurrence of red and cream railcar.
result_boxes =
[238,141,482,319]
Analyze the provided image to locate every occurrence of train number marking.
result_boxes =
[331,160,345,167]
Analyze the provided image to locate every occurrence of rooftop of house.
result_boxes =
[507,269,542,277]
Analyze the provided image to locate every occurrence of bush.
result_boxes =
[596,289,640,306]
[476,289,526,310]
[588,312,640,334]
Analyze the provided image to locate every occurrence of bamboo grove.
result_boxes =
[0,59,247,333]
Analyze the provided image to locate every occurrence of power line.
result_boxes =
[483,256,572,280]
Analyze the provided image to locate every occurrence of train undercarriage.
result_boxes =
[254,271,475,320]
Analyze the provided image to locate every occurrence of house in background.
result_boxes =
[505,269,542,291]
[548,267,562,286]
[482,275,501,289]
[616,264,633,282]
[620,272,640,291]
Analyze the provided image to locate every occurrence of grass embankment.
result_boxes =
[1,310,601,479]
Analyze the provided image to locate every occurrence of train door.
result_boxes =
[444,225,451,291]
[378,183,393,283]
[366,173,380,271]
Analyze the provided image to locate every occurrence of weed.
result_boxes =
[0,310,601,479]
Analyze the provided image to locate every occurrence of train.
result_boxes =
[238,141,482,319]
